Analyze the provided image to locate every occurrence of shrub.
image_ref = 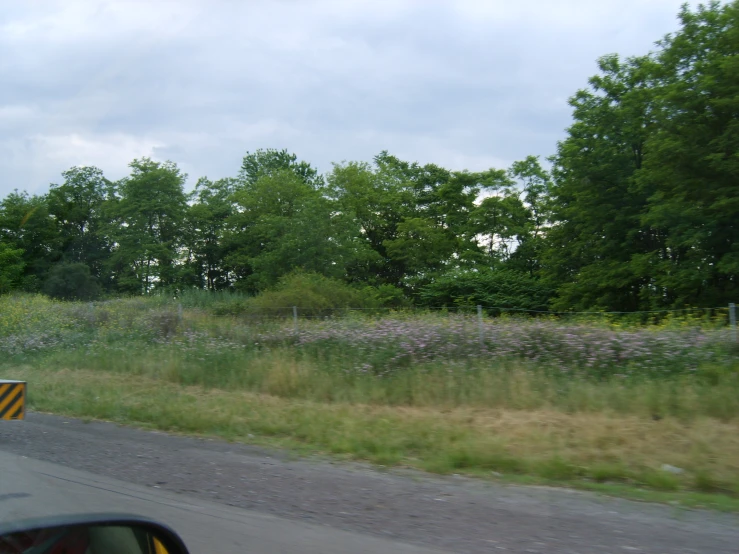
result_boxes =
[417,268,554,313]
[43,263,101,301]
[247,271,379,317]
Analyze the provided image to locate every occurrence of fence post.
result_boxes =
[477,305,484,348]
[730,303,737,343]
[177,303,183,323]
[293,306,299,337]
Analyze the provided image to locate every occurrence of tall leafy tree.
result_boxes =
[470,193,528,265]
[225,169,370,292]
[47,166,112,285]
[328,152,508,289]
[544,53,657,311]
[327,157,414,286]
[544,0,738,310]
[637,0,739,306]
[503,156,554,276]
[106,158,188,293]
[181,177,236,290]
[0,191,60,291]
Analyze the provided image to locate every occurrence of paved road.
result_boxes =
[1,414,739,553]
[0,450,446,553]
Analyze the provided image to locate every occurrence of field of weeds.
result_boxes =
[2,293,739,505]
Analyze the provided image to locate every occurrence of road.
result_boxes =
[0,450,444,553]
[0,414,738,553]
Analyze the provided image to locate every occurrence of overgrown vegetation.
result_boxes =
[1,2,737,311]
[2,294,739,504]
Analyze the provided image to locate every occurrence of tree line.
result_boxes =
[1,1,736,311]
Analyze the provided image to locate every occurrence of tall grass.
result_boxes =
[1,293,737,420]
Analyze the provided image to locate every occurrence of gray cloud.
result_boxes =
[0,0,692,195]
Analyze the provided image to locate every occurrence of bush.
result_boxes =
[247,271,380,317]
[417,268,554,313]
[43,263,101,301]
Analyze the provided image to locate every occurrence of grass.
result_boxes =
[33,346,739,421]
[7,365,739,510]
[2,293,739,509]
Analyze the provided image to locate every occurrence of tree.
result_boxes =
[636,0,739,306]
[238,148,323,189]
[383,217,458,276]
[47,166,112,285]
[0,191,60,291]
[328,152,508,289]
[504,156,553,276]
[0,244,25,294]
[470,193,528,266]
[543,53,658,311]
[542,1,739,311]
[106,158,188,293]
[181,177,236,290]
[327,158,414,286]
[225,169,372,292]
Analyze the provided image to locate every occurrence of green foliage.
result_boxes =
[1,2,736,312]
[383,217,458,275]
[0,190,60,291]
[636,1,739,306]
[0,243,25,294]
[247,271,380,316]
[180,177,236,290]
[47,166,112,283]
[239,148,323,189]
[43,262,101,301]
[544,1,739,311]
[327,152,510,289]
[417,268,554,312]
[360,284,411,308]
[225,169,374,293]
[105,158,188,293]
[545,53,655,311]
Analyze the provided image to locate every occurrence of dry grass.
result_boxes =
[11,365,739,502]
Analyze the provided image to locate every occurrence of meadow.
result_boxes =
[2,293,739,508]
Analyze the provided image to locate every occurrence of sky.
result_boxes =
[0,0,699,197]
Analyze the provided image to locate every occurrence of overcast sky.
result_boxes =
[0,0,697,196]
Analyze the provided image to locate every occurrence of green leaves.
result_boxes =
[0,190,60,291]
[225,166,373,293]
[541,0,739,311]
[2,2,735,309]
[105,158,188,293]
[417,268,554,312]
[328,153,513,290]
[180,177,236,290]
[47,166,111,282]
[636,0,739,306]
[0,243,24,294]
[239,148,323,189]
[43,262,101,301]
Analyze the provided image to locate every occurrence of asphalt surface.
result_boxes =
[0,450,445,554]
[1,413,738,553]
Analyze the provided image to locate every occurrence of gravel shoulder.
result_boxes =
[1,413,738,553]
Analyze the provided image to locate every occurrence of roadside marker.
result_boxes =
[0,380,26,420]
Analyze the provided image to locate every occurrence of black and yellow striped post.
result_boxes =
[0,380,26,420]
